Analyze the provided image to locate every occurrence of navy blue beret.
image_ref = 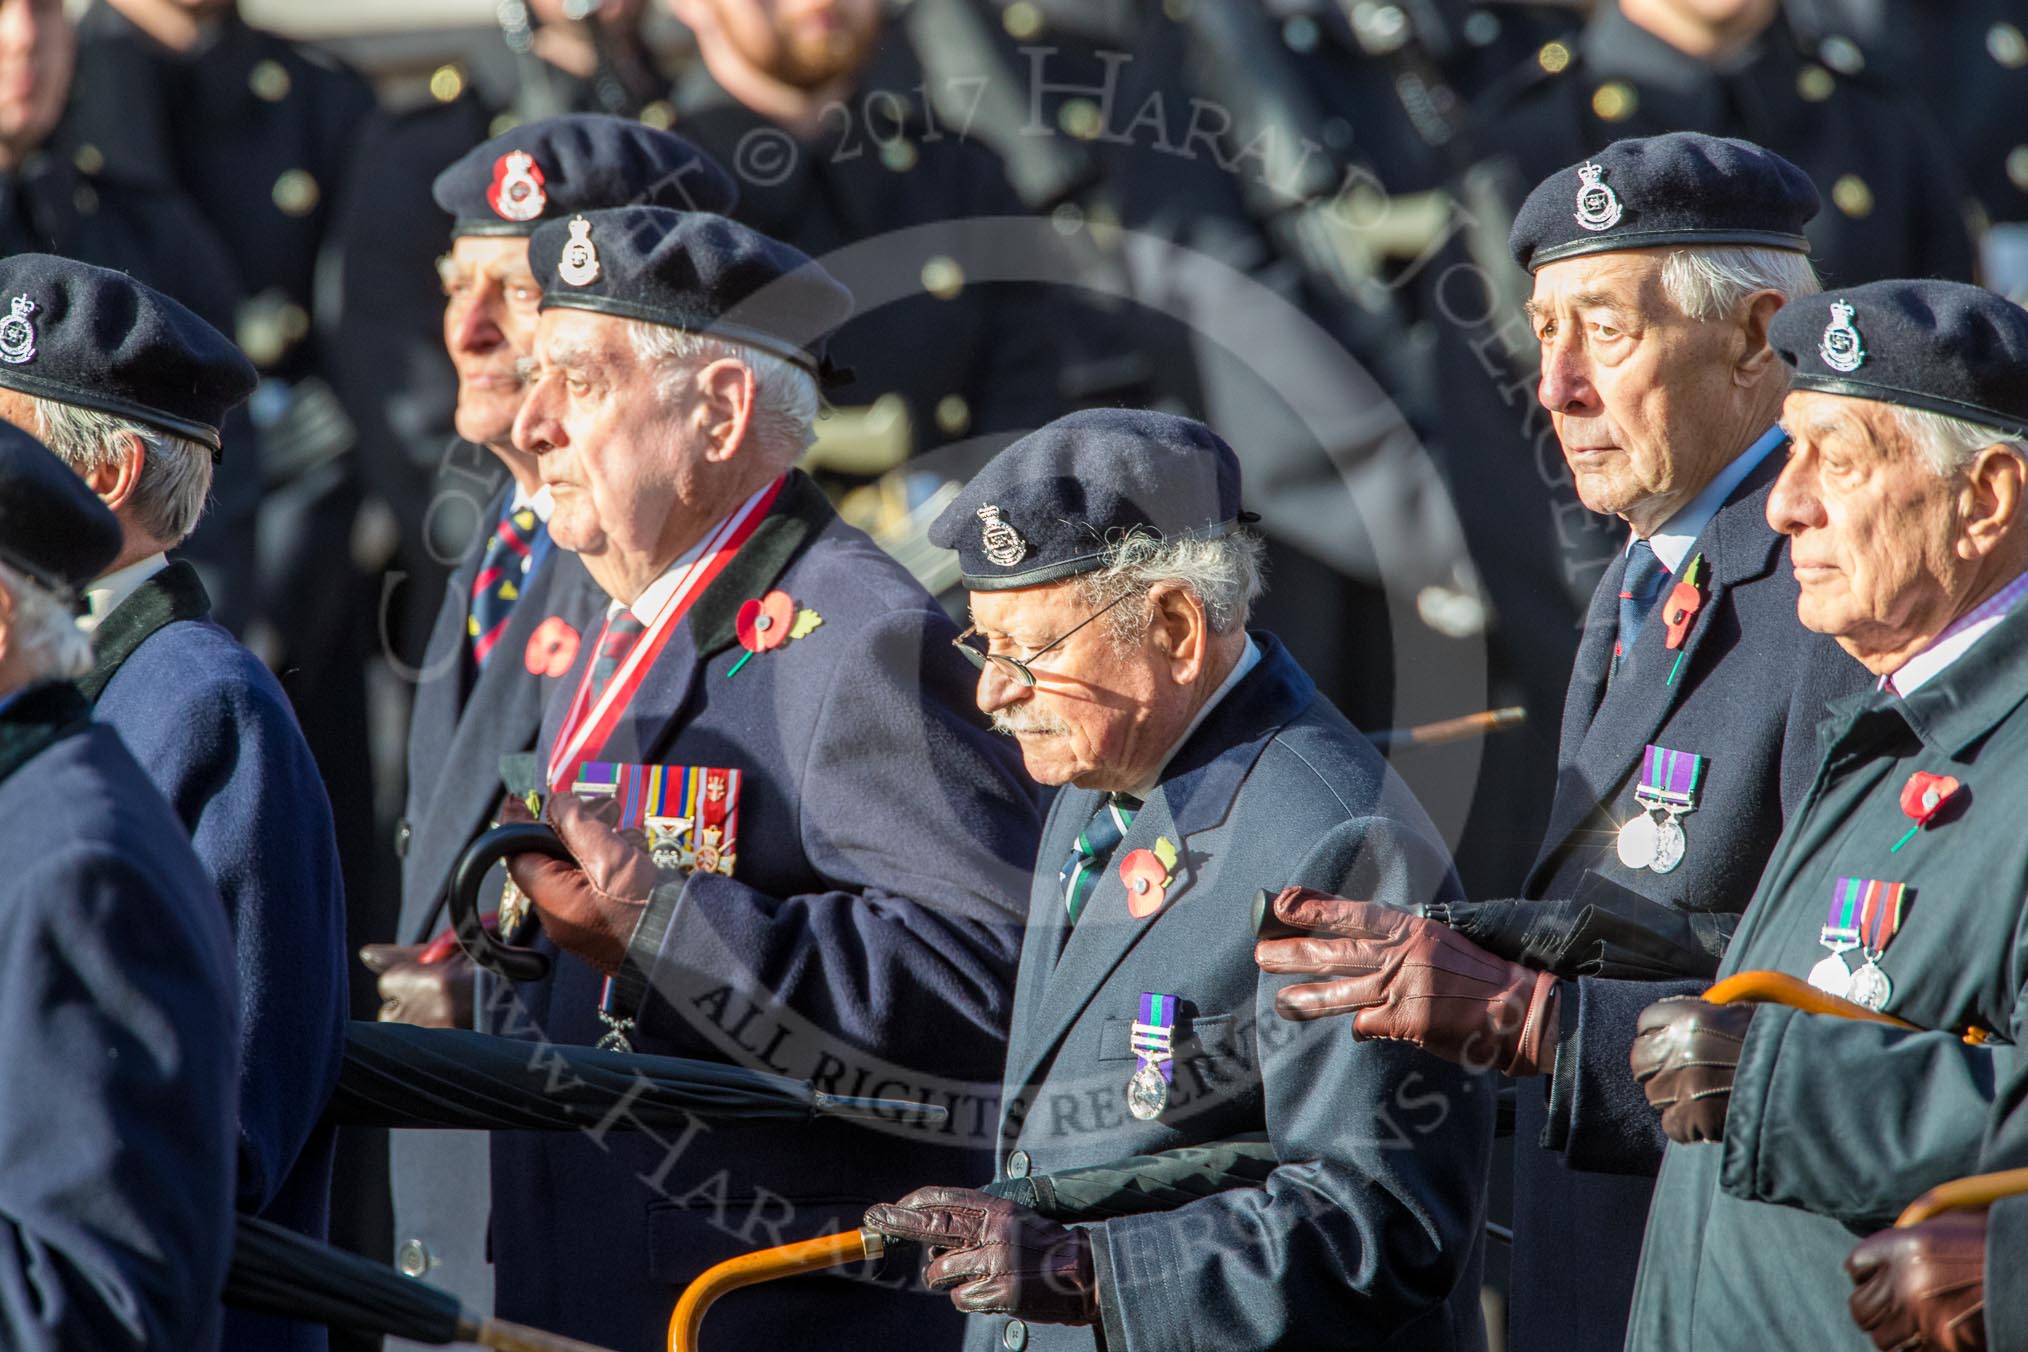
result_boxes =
[0,254,256,456]
[0,421,119,594]
[1770,280,2028,438]
[928,408,1252,592]
[531,207,853,380]
[1510,132,1819,273]
[433,113,737,238]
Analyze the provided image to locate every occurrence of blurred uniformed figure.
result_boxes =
[1624,280,2028,1351]
[0,423,240,1350]
[357,115,732,1345]
[866,409,1492,1352]
[0,255,351,1352]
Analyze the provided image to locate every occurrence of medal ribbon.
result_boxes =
[548,477,783,792]
[1131,992,1177,1084]
[1823,875,1865,944]
[1635,745,1704,809]
[1858,879,1908,956]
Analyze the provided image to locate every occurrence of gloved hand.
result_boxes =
[863,1187,1100,1327]
[360,940,474,1029]
[1254,886,1562,1076]
[1846,1212,1988,1351]
[1630,995,1755,1144]
[501,792,657,976]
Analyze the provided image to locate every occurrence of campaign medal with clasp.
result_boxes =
[1617,745,1705,874]
[1126,992,1178,1121]
[1809,877,1908,1010]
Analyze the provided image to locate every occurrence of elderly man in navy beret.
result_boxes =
[1255,130,1872,1352]
[0,422,240,1349]
[481,205,1040,1350]
[1617,279,2028,1352]
[861,408,1494,1352]
[363,117,738,1330]
[0,254,348,1352]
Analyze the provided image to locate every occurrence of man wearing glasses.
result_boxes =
[862,408,1495,1352]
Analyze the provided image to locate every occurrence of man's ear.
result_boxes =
[82,432,146,513]
[1735,290,1786,385]
[1147,583,1209,683]
[1958,443,2028,562]
[693,358,758,464]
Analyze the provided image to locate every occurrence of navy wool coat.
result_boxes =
[1505,453,1866,1352]
[0,681,239,1349]
[978,634,1494,1352]
[488,472,1040,1352]
[79,562,348,1352]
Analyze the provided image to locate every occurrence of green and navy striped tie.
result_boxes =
[1060,793,1140,922]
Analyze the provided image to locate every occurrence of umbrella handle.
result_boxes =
[1703,970,1919,1029]
[668,1229,885,1352]
[1895,1168,2028,1228]
[448,823,573,983]
[458,1315,624,1352]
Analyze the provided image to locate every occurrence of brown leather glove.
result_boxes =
[360,941,475,1029]
[863,1187,1100,1326]
[1630,995,1755,1144]
[1254,886,1562,1077]
[501,793,657,976]
[1847,1212,1989,1351]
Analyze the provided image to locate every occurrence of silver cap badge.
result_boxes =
[1573,161,1624,232]
[1819,300,1866,373]
[557,216,601,288]
[0,295,37,366]
[976,505,1028,568]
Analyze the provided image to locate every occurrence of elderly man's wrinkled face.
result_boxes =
[441,236,544,448]
[1529,251,1767,533]
[0,0,72,164]
[966,584,1184,792]
[684,0,881,89]
[1767,390,1982,665]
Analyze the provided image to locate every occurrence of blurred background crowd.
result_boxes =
[7,0,2022,1332]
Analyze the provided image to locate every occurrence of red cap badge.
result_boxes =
[487,150,548,222]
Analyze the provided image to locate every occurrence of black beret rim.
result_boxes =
[954,518,1253,592]
[450,216,542,240]
[0,368,224,452]
[538,292,827,376]
[1783,371,2028,441]
[1524,228,1812,272]
[0,542,78,597]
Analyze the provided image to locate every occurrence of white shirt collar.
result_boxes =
[1126,635,1263,802]
[1886,567,2028,696]
[1636,423,1786,574]
[610,481,775,626]
[81,553,169,633]
[508,481,554,523]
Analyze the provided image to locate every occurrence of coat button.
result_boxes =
[1002,1318,1028,1350]
[1006,1149,1031,1178]
[395,1238,434,1277]
[394,817,413,858]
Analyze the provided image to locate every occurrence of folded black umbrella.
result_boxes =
[328,1021,948,1131]
[1442,874,1739,982]
[984,1135,1279,1221]
[228,1215,614,1351]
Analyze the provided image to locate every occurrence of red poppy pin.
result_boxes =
[1891,771,1961,852]
[1119,837,1180,919]
[728,589,823,676]
[1662,555,1706,684]
[524,616,581,677]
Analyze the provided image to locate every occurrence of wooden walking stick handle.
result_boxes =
[668,1228,886,1352]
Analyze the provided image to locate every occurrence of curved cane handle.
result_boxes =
[668,1229,885,1352]
[1703,970,1919,1029]
[447,822,574,983]
[1896,1167,2028,1228]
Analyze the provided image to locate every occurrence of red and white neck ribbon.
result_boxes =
[547,477,783,792]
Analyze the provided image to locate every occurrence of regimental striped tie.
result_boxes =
[468,504,542,665]
[1613,538,1669,680]
[589,610,647,703]
[1060,793,1141,923]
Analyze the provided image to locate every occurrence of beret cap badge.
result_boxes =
[1819,299,1866,374]
[976,505,1028,567]
[1573,161,1623,233]
[557,216,601,287]
[0,296,36,366]
[487,149,548,223]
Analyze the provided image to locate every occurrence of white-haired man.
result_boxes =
[1256,132,1871,1352]
[0,254,347,1352]
[0,420,240,1349]
[482,206,1041,1351]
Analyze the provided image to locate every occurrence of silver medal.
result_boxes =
[1616,811,1660,870]
[1807,952,1855,1000]
[1649,812,1687,874]
[1126,1063,1168,1121]
[1847,959,1893,1011]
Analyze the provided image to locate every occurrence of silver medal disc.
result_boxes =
[1649,813,1687,874]
[1847,960,1893,1011]
[1126,1063,1168,1121]
[1807,952,1855,1000]
[1617,812,1660,870]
